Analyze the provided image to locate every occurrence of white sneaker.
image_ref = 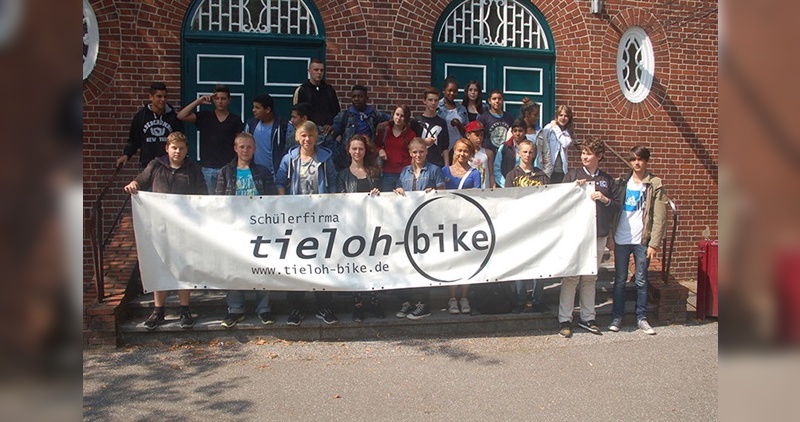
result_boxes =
[459,297,471,314]
[638,319,656,335]
[447,298,460,314]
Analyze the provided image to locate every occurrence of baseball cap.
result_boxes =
[465,120,484,133]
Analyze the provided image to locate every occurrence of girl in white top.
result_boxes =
[541,104,574,183]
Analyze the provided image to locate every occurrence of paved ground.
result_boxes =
[84,321,717,421]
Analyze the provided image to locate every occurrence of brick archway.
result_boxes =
[602,8,671,120]
[83,0,121,104]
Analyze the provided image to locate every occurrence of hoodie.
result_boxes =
[123,103,184,167]
[133,155,207,195]
[275,145,337,195]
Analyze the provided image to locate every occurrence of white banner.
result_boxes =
[132,184,598,292]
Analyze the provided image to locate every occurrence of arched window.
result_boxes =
[436,0,550,50]
[190,0,319,35]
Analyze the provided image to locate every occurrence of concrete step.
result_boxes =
[119,278,650,345]
[123,272,628,318]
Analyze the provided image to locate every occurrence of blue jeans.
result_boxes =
[201,167,220,194]
[227,290,271,314]
[515,279,533,304]
[613,243,649,321]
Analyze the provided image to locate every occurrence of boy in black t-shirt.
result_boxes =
[177,84,243,193]
[414,87,450,168]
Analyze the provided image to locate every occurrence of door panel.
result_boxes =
[184,43,321,160]
[433,52,554,124]
[256,49,313,120]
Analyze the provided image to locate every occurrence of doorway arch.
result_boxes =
[432,0,556,123]
[181,0,326,159]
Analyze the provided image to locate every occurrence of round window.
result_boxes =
[83,0,99,80]
[616,26,654,104]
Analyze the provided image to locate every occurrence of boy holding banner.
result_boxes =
[123,132,207,330]
[393,138,446,320]
[216,132,278,327]
[558,138,618,338]
[275,121,340,325]
[505,139,550,313]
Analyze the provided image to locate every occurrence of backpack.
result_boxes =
[472,282,516,315]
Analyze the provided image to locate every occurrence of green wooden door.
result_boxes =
[433,51,554,125]
[183,43,322,160]
[432,0,556,125]
[181,0,327,160]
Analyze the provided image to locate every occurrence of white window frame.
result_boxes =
[83,0,100,80]
[616,26,654,104]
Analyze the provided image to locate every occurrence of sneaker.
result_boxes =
[396,301,413,318]
[179,310,194,329]
[352,306,365,323]
[447,298,460,314]
[259,312,275,325]
[316,308,339,325]
[608,318,622,332]
[287,309,304,326]
[558,321,572,338]
[638,319,656,335]
[406,302,431,320]
[577,320,601,335]
[459,297,471,314]
[144,311,164,330]
[221,313,245,328]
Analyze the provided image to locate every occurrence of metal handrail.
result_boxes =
[661,198,678,284]
[597,139,679,284]
[86,162,127,303]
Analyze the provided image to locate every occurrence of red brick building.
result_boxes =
[83,0,717,315]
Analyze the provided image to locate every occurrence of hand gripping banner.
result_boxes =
[131,183,598,292]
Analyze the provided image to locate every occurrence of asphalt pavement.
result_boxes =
[84,321,717,421]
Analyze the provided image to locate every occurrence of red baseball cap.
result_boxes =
[465,120,484,133]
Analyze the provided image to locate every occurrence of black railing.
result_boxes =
[86,163,130,303]
[661,198,679,284]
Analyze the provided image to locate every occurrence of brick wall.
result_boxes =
[83,0,718,297]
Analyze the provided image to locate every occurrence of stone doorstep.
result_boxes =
[122,280,630,323]
[118,300,658,345]
[89,253,687,347]
[116,279,680,345]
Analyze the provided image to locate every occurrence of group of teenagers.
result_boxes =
[118,59,668,338]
